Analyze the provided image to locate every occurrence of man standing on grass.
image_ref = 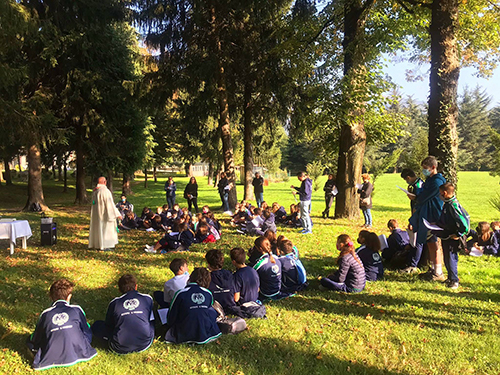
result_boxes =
[252,172,264,208]
[291,171,313,235]
[89,176,121,251]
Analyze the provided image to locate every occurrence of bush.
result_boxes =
[306,161,323,191]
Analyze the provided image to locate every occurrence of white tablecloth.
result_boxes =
[0,220,32,243]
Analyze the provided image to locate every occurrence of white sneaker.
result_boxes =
[144,245,157,254]
[223,210,233,215]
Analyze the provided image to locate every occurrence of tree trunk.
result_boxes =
[185,162,193,177]
[212,5,237,209]
[4,159,13,186]
[51,162,56,180]
[18,154,22,172]
[335,0,371,219]
[75,124,88,204]
[428,0,459,186]
[208,162,214,185]
[57,157,62,181]
[153,165,158,182]
[23,144,48,211]
[144,169,148,188]
[243,83,254,201]
[63,153,68,193]
[107,170,113,194]
[122,173,132,196]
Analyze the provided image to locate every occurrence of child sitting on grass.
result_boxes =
[320,234,366,293]
[356,232,384,281]
[144,222,195,253]
[278,238,308,294]
[91,274,154,354]
[27,279,97,370]
[436,183,470,289]
[165,267,221,344]
[205,249,239,316]
[383,219,410,268]
[467,222,498,256]
[251,236,287,301]
[153,258,190,308]
[230,247,260,305]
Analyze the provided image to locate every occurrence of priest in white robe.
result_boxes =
[89,177,121,250]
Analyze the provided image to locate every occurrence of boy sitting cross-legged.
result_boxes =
[91,274,155,354]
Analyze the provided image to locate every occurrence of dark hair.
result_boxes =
[162,204,169,210]
[357,230,371,244]
[477,221,491,242]
[197,223,209,236]
[205,249,224,269]
[49,279,74,301]
[439,182,455,195]
[262,209,271,220]
[189,267,211,289]
[230,247,246,265]
[365,232,381,253]
[278,239,294,255]
[297,171,306,178]
[118,274,137,293]
[254,236,275,263]
[190,177,197,184]
[387,219,398,230]
[400,169,416,179]
[169,258,188,274]
[254,207,262,216]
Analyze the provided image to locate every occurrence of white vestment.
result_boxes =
[88,184,120,250]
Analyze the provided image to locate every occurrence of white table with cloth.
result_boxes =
[0,220,32,255]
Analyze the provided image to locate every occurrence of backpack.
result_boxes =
[212,301,247,335]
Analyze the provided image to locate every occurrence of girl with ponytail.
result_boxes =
[320,234,366,293]
[252,237,288,301]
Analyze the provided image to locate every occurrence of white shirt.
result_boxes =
[163,273,190,303]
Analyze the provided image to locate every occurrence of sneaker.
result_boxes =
[417,269,434,280]
[223,211,233,215]
[236,229,245,234]
[448,281,459,289]
[301,230,312,235]
[399,266,419,274]
[421,271,446,282]
[144,246,157,254]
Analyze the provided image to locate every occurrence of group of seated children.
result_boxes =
[319,231,385,293]
[232,201,302,235]
[143,206,221,253]
[465,221,500,257]
[27,275,154,370]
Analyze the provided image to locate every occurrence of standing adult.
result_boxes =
[184,177,199,213]
[357,174,373,229]
[252,172,264,208]
[217,172,232,214]
[89,177,121,251]
[291,171,313,235]
[404,156,446,281]
[164,176,176,208]
[322,174,337,218]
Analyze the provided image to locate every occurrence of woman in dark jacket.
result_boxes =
[358,174,373,228]
[184,177,199,213]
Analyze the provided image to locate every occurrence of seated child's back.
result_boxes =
[29,279,97,370]
[278,239,307,294]
[356,232,384,281]
[206,250,237,313]
[230,247,259,304]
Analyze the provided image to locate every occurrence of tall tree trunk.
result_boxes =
[211,5,237,209]
[243,83,254,201]
[4,159,13,186]
[18,154,22,172]
[122,173,132,195]
[153,165,158,182]
[107,170,113,194]
[23,144,48,211]
[51,162,56,180]
[63,153,68,193]
[144,169,148,188]
[185,162,193,177]
[428,0,459,186]
[335,0,371,219]
[208,162,214,186]
[75,124,88,204]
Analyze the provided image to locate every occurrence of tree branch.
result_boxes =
[399,0,432,10]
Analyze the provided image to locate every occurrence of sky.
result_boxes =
[383,57,500,108]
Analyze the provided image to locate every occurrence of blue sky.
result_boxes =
[383,57,500,108]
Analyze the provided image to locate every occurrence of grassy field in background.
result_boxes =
[1,172,500,374]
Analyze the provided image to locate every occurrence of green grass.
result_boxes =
[1,172,500,374]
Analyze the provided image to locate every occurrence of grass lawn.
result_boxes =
[1,171,500,374]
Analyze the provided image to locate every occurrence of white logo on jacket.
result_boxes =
[271,265,279,274]
[52,313,69,326]
[191,293,205,304]
[123,298,140,310]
